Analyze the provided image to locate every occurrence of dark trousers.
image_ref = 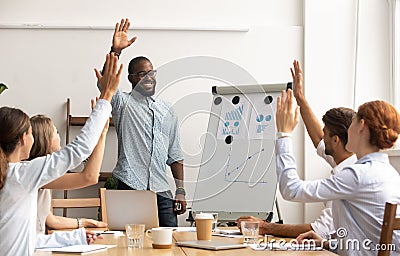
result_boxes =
[115,179,178,227]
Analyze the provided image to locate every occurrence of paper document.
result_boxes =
[37,244,115,254]
[173,227,197,232]
[218,229,241,235]
[211,229,242,238]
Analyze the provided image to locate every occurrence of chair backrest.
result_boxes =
[50,187,108,224]
[379,202,400,256]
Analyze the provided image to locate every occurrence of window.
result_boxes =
[389,0,399,111]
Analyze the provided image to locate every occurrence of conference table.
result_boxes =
[34,229,337,255]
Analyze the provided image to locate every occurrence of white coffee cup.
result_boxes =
[145,227,173,249]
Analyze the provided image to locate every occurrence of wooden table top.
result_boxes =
[174,230,336,256]
[34,230,337,255]
[34,231,184,256]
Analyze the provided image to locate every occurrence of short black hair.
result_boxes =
[322,107,356,146]
[128,56,151,74]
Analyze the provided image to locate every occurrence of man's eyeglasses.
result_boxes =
[131,70,157,78]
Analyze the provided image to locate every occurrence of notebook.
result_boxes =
[175,240,248,250]
[104,190,159,230]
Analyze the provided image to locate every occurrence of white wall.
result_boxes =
[0,0,302,27]
[389,154,400,173]
[0,0,393,226]
[303,0,391,223]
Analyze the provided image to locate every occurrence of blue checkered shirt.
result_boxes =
[110,89,184,192]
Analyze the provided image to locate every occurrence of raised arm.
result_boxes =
[291,60,323,148]
[97,18,136,91]
[24,53,121,190]
[43,99,109,190]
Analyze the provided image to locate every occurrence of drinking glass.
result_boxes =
[240,221,259,244]
[125,224,145,248]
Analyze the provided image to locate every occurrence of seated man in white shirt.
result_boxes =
[236,60,357,238]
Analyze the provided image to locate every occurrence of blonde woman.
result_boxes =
[0,53,121,256]
[30,103,108,235]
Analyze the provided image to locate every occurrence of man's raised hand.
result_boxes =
[112,18,137,53]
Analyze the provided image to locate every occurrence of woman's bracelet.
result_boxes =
[77,218,83,228]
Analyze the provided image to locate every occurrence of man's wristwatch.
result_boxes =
[109,46,121,58]
[175,187,186,196]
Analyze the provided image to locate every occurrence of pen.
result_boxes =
[95,231,114,236]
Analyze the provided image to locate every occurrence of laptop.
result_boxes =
[175,240,248,250]
[104,190,159,230]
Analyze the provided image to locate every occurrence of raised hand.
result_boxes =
[94,53,123,102]
[276,89,300,133]
[290,60,304,101]
[112,18,137,53]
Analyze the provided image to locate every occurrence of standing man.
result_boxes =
[237,60,356,238]
[98,18,186,227]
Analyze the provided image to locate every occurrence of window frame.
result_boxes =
[389,0,400,151]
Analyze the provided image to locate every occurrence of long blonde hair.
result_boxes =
[28,115,55,160]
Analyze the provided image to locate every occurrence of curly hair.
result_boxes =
[357,100,400,149]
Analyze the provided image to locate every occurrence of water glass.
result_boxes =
[125,224,145,248]
[240,221,259,244]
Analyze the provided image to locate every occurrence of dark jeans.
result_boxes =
[115,178,177,227]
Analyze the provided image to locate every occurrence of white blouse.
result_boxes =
[0,100,111,256]
[276,137,400,256]
[36,189,51,235]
